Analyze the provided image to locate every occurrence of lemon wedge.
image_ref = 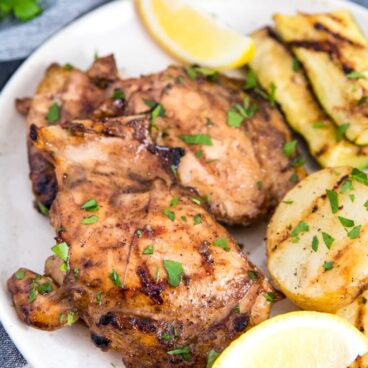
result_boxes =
[213,311,368,368]
[135,0,254,70]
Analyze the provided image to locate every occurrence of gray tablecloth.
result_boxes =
[1,0,368,367]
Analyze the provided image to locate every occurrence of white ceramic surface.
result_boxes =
[1,0,367,367]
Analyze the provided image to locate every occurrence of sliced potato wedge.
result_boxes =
[274,10,368,145]
[249,27,368,169]
[267,167,368,313]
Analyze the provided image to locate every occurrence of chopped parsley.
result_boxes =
[282,200,294,204]
[290,156,306,168]
[96,291,103,305]
[243,69,257,90]
[338,216,354,228]
[323,261,334,271]
[234,305,240,313]
[111,89,125,100]
[73,268,79,278]
[364,200,368,210]
[67,311,76,326]
[283,140,297,157]
[110,270,123,288]
[15,270,25,280]
[192,197,201,205]
[264,292,276,303]
[322,232,334,249]
[38,281,53,294]
[185,65,218,80]
[81,199,99,212]
[144,99,165,131]
[64,63,74,71]
[290,221,309,238]
[143,244,154,255]
[351,168,368,186]
[347,71,366,80]
[206,349,220,368]
[227,96,257,128]
[248,270,258,281]
[164,208,175,221]
[340,179,353,194]
[312,235,319,252]
[290,173,298,183]
[336,123,350,142]
[269,82,277,107]
[163,260,184,287]
[155,267,160,283]
[193,214,202,225]
[170,196,179,208]
[81,215,98,225]
[136,229,143,238]
[51,242,69,262]
[326,189,339,214]
[37,201,49,216]
[180,134,212,145]
[47,102,60,124]
[292,57,301,72]
[348,225,361,239]
[171,164,178,177]
[195,150,204,158]
[167,346,191,361]
[213,237,230,251]
[350,194,356,202]
[312,121,326,129]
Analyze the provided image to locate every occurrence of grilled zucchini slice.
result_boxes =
[274,10,368,145]
[267,167,368,313]
[338,290,368,368]
[249,27,368,169]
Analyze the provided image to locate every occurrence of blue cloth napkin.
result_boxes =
[1,0,368,367]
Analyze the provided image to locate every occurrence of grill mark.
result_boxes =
[90,332,111,349]
[315,144,329,157]
[270,171,351,253]
[198,241,215,274]
[313,22,362,48]
[136,265,164,304]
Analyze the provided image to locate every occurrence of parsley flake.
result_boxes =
[164,208,175,221]
[283,140,297,157]
[338,216,354,228]
[291,221,309,237]
[348,225,361,239]
[111,89,125,100]
[347,71,366,80]
[81,199,99,212]
[340,179,353,194]
[326,189,339,214]
[170,197,179,208]
[180,134,212,145]
[322,232,334,249]
[313,121,326,129]
[248,270,258,281]
[67,311,76,326]
[143,244,154,255]
[110,270,123,288]
[47,102,60,124]
[323,261,334,271]
[292,57,301,72]
[163,260,184,287]
[243,69,257,90]
[265,292,276,303]
[96,291,103,305]
[193,214,202,225]
[206,350,220,368]
[15,270,25,280]
[51,242,69,262]
[351,168,368,186]
[81,215,98,225]
[213,237,230,251]
[336,123,350,141]
[312,235,319,252]
[37,201,49,216]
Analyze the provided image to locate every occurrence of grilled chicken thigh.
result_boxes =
[17,56,305,225]
[8,116,273,367]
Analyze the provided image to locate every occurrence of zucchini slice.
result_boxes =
[249,27,368,169]
[274,10,368,145]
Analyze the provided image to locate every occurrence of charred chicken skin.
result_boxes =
[17,56,305,225]
[8,116,273,367]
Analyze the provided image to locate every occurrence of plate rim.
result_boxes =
[1,0,368,366]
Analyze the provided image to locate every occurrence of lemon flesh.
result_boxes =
[135,0,254,69]
[214,311,368,368]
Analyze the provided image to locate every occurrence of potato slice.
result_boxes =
[249,27,368,169]
[267,167,368,313]
[338,290,368,368]
[274,10,368,145]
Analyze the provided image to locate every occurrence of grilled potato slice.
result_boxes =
[274,10,368,145]
[338,290,368,368]
[267,167,368,313]
[249,27,368,169]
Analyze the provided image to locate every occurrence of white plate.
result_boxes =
[1,0,368,367]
